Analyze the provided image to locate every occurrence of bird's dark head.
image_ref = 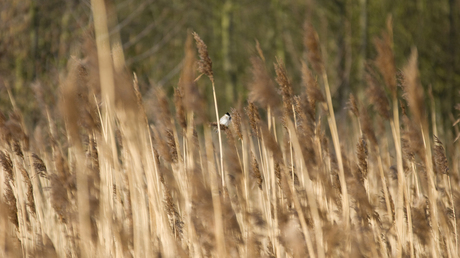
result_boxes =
[225,112,230,116]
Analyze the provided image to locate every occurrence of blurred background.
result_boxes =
[1,0,459,132]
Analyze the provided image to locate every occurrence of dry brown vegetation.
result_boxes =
[1,11,460,258]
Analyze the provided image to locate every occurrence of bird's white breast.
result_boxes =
[219,115,231,126]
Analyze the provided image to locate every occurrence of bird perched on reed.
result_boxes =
[219,112,231,126]
[210,112,231,131]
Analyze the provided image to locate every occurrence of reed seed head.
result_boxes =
[274,57,294,120]
[230,107,243,141]
[373,16,397,96]
[174,88,187,130]
[347,94,359,118]
[402,48,425,125]
[181,33,205,119]
[245,102,261,138]
[192,32,213,80]
[304,22,324,75]
[301,61,324,110]
[366,76,391,120]
[248,56,280,109]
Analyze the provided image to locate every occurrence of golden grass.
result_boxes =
[1,11,459,258]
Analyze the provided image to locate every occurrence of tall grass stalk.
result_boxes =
[305,22,350,229]
[192,32,225,188]
[321,72,350,229]
[212,80,225,188]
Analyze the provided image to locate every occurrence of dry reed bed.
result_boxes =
[0,18,459,258]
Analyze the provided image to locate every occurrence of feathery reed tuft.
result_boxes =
[248,56,280,108]
[166,129,179,163]
[245,102,261,138]
[255,39,265,62]
[3,183,18,229]
[32,153,48,178]
[12,141,23,159]
[274,57,294,120]
[365,70,391,120]
[152,85,173,129]
[304,22,324,75]
[0,151,13,181]
[132,72,149,126]
[261,124,282,162]
[373,16,397,96]
[19,165,36,216]
[181,32,204,117]
[59,58,84,149]
[301,61,324,106]
[174,87,187,130]
[251,152,263,190]
[192,32,213,80]
[347,94,360,118]
[356,136,368,181]
[1,151,18,229]
[402,48,425,125]
[433,136,449,175]
[230,107,243,141]
[360,107,378,146]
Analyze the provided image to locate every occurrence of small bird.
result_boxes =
[219,112,231,127]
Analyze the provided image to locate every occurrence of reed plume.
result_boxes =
[181,33,204,116]
[402,48,425,125]
[359,106,378,146]
[374,16,397,96]
[192,32,213,80]
[433,136,448,175]
[1,151,18,229]
[301,61,324,109]
[245,102,261,138]
[230,107,243,141]
[248,56,280,109]
[19,165,36,216]
[274,57,294,120]
[304,21,324,75]
[174,87,187,130]
[251,152,263,190]
[32,153,47,178]
[365,69,390,120]
[347,94,359,119]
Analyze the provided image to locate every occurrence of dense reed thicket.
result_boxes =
[1,10,460,258]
